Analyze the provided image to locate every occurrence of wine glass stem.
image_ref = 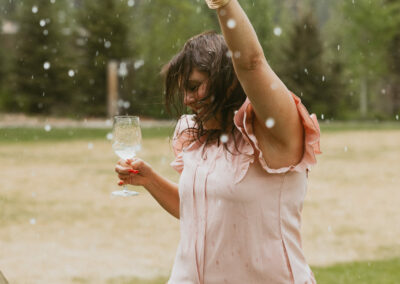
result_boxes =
[122,185,128,192]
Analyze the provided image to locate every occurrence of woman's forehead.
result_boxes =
[189,69,208,81]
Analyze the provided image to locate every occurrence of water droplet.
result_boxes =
[381,89,386,95]
[104,41,111,48]
[50,0,56,4]
[68,70,75,77]
[344,146,348,152]
[321,114,325,120]
[273,26,282,36]
[43,30,48,36]
[226,50,232,58]
[127,0,135,7]
[106,133,113,140]
[118,62,128,77]
[233,51,241,58]
[44,124,51,132]
[220,134,229,143]
[43,62,51,70]
[265,118,275,128]
[40,19,46,27]
[88,142,94,150]
[30,218,36,225]
[304,68,308,75]
[219,9,226,16]
[227,19,236,29]
[337,44,341,51]
[270,82,278,90]
[32,6,38,13]
[117,99,124,107]
[322,75,325,82]
[134,59,145,70]
[396,115,399,120]
[123,101,130,109]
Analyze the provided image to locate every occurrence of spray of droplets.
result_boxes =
[227,19,236,29]
[265,118,275,128]
[273,27,282,37]
[44,124,52,132]
[220,134,229,143]
[43,62,51,70]
[134,59,145,70]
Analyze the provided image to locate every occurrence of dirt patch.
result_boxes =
[0,130,399,283]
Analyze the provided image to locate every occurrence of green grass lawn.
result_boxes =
[0,126,174,143]
[1,121,399,143]
[104,258,400,284]
[312,258,400,284]
[1,123,400,283]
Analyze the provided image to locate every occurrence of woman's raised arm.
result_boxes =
[209,0,304,159]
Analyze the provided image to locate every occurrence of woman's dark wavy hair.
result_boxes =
[162,31,246,150]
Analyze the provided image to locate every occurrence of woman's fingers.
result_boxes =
[115,157,149,187]
[115,164,140,174]
[115,165,130,174]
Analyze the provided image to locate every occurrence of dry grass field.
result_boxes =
[0,126,399,283]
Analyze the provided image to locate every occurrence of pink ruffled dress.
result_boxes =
[168,93,321,284]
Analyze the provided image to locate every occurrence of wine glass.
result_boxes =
[112,115,142,197]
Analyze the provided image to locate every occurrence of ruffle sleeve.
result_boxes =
[170,115,197,174]
[233,93,321,177]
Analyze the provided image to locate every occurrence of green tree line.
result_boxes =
[0,0,399,120]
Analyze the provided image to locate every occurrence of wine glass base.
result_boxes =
[111,189,139,197]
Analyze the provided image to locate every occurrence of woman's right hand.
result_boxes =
[115,157,154,187]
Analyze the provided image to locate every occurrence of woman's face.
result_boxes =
[183,68,209,114]
[182,68,221,130]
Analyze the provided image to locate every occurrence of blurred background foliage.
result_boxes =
[0,0,399,120]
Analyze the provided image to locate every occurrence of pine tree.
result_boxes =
[12,0,74,114]
[386,0,400,117]
[278,10,341,118]
[76,0,134,116]
[338,0,400,118]
[0,35,6,102]
[240,0,276,56]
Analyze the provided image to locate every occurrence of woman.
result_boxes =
[115,0,321,283]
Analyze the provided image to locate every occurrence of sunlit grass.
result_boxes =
[0,126,174,143]
[102,258,400,284]
[0,121,399,143]
[312,258,400,284]
[1,124,399,282]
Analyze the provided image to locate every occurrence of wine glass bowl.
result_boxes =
[112,116,142,197]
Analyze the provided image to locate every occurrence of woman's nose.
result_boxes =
[184,92,196,106]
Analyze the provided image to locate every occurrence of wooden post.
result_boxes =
[107,60,119,118]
